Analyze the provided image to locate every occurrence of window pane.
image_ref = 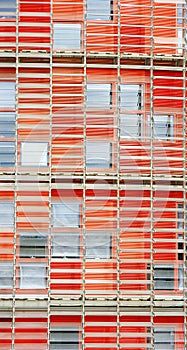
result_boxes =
[54,24,81,50]
[120,85,143,110]
[20,264,47,289]
[0,112,15,138]
[0,263,13,288]
[149,115,174,139]
[86,141,112,168]
[21,142,48,167]
[154,265,174,290]
[87,0,111,20]
[154,328,174,350]
[0,0,16,18]
[85,233,111,259]
[0,82,15,108]
[120,114,142,137]
[52,233,80,258]
[0,203,14,227]
[87,84,111,109]
[20,235,47,258]
[0,141,15,166]
[52,203,80,228]
[50,328,79,350]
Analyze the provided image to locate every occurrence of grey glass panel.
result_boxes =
[20,235,47,258]
[0,203,14,227]
[54,24,81,50]
[0,263,13,288]
[120,85,143,110]
[52,233,80,258]
[85,233,111,259]
[0,113,15,137]
[50,329,79,350]
[87,84,111,109]
[0,141,15,166]
[120,114,142,137]
[52,203,80,228]
[86,141,111,168]
[154,265,174,290]
[154,328,174,350]
[87,0,111,20]
[0,0,16,18]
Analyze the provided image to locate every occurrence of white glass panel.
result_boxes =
[52,233,80,257]
[0,203,14,227]
[0,263,13,288]
[87,84,111,109]
[86,141,111,168]
[87,0,111,20]
[0,82,15,108]
[52,203,80,228]
[21,142,48,167]
[20,264,47,289]
[120,85,143,110]
[120,114,141,137]
[85,233,111,258]
[0,0,16,18]
[153,115,174,138]
[54,24,81,50]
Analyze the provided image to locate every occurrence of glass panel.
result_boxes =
[87,0,111,20]
[54,24,81,50]
[21,142,48,167]
[20,264,47,289]
[52,233,80,258]
[85,232,111,259]
[87,84,111,109]
[52,203,80,228]
[120,114,142,137]
[0,113,15,137]
[0,0,16,18]
[0,203,14,227]
[153,116,174,138]
[120,85,143,110]
[0,82,15,108]
[0,141,15,166]
[86,141,111,168]
[154,328,174,350]
[50,329,79,350]
[0,263,13,288]
[154,265,174,290]
[20,235,47,258]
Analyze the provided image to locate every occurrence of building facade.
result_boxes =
[0,0,187,349]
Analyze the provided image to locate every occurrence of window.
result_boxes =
[120,84,143,110]
[50,328,79,350]
[0,202,14,227]
[52,233,80,258]
[52,202,80,228]
[120,114,142,137]
[154,265,175,290]
[87,0,112,20]
[0,0,16,18]
[20,234,47,258]
[19,263,47,289]
[85,232,111,259]
[178,4,187,24]
[0,82,15,108]
[0,141,15,166]
[148,115,174,139]
[87,84,112,109]
[177,203,186,230]
[0,112,15,138]
[154,327,174,350]
[86,141,112,168]
[0,262,13,288]
[53,23,81,50]
[21,142,48,167]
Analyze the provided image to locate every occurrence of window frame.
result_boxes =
[87,0,113,21]
[53,23,82,51]
[20,141,48,167]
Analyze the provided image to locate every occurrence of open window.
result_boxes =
[0,0,16,18]
[0,82,15,109]
[20,234,47,258]
[0,202,14,227]
[86,141,112,168]
[85,232,111,259]
[21,142,48,167]
[148,115,174,139]
[19,263,47,289]
[87,0,112,20]
[50,327,80,350]
[87,84,112,109]
[154,327,175,350]
[120,84,143,110]
[0,262,13,288]
[52,202,80,228]
[53,23,81,50]
[52,233,80,258]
